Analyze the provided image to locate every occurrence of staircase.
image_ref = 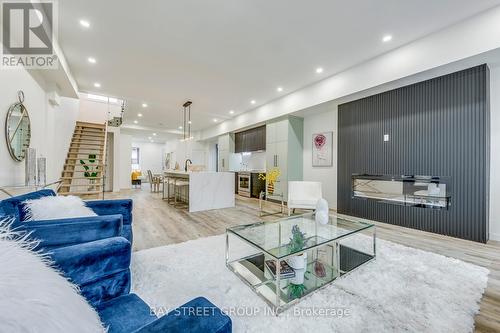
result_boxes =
[58,121,107,199]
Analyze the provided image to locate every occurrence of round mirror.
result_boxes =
[5,92,31,161]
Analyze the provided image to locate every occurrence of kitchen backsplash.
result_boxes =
[229,151,266,171]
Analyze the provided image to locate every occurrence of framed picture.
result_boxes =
[312,132,333,167]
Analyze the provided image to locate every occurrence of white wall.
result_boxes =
[77,95,121,124]
[201,6,500,140]
[0,67,79,187]
[132,142,164,173]
[489,65,500,241]
[164,139,209,170]
[119,134,132,190]
[302,103,338,209]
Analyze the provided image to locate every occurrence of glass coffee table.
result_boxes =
[225,213,376,313]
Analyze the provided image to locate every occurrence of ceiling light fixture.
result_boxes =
[250,100,256,105]
[137,113,143,117]
[153,133,157,136]
[229,110,234,114]
[277,87,283,92]
[178,126,183,130]
[316,67,323,74]
[382,35,393,42]
[182,101,193,140]
[79,19,90,28]
[93,82,101,88]
[213,118,218,122]
[133,120,138,124]
[88,57,96,64]
[142,103,148,108]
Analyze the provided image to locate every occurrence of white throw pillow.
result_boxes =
[0,220,105,332]
[23,195,97,221]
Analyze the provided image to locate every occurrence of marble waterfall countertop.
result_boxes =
[164,171,235,212]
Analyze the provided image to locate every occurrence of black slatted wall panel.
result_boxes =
[337,65,490,243]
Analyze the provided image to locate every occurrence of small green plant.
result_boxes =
[288,225,306,253]
[288,283,307,299]
[80,154,99,178]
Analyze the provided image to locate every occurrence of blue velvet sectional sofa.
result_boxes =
[0,190,232,333]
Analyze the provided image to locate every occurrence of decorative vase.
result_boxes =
[315,211,329,225]
[315,198,329,225]
[290,268,305,285]
[287,252,307,270]
[267,183,274,195]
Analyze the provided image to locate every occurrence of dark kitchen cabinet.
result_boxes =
[235,125,266,153]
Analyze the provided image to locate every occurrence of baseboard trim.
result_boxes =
[490,231,500,241]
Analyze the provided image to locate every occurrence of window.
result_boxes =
[131,147,140,170]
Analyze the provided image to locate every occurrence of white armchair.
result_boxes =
[287,181,323,216]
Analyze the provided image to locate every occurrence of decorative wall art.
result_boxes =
[312,132,333,167]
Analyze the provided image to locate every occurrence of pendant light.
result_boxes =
[182,101,192,140]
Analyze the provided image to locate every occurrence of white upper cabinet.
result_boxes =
[265,117,303,200]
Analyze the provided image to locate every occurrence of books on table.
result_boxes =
[264,259,295,279]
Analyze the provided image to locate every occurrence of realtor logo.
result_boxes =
[1,1,58,69]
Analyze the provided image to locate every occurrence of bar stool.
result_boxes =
[173,179,189,208]
[163,176,176,203]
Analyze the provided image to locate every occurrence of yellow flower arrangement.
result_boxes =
[259,168,281,195]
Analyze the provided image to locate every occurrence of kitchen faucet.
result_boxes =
[184,159,192,172]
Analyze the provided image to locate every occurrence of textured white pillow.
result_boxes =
[23,195,97,221]
[0,220,105,332]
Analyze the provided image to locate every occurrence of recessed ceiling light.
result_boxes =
[133,120,138,124]
[153,133,157,136]
[88,57,96,64]
[316,67,323,74]
[178,126,183,129]
[142,103,148,108]
[213,118,218,122]
[277,87,283,92]
[250,100,256,105]
[382,35,393,42]
[137,113,143,117]
[188,121,192,124]
[93,82,101,88]
[79,19,90,28]
[229,110,234,114]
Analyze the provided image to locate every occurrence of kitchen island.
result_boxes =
[163,171,235,212]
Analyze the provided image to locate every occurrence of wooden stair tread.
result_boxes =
[73,134,105,138]
[66,158,103,161]
[64,164,104,167]
[70,143,105,146]
[72,138,105,142]
[59,191,102,195]
[75,121,106,128]
[61,176,102,180]
[60,183,103,187]
[67,153,104,156]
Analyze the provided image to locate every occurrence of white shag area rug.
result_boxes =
[131,235,488,333]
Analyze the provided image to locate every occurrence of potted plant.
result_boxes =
[80,154,99,190]
[287,225,308,285]
[258,168,281,195]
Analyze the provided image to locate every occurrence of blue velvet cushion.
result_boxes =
[19,214,123,250]
[86,199,133,226]
[49,237,131,285]
[134,297,232,333]
[96,294,158,333]
[0,189,56,223]
[49,237,132,306]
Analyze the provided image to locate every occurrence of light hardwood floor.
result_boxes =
[105,187,500,332]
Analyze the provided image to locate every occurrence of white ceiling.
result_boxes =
[58,0,500,139]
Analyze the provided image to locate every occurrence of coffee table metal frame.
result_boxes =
[225,213,376,314]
